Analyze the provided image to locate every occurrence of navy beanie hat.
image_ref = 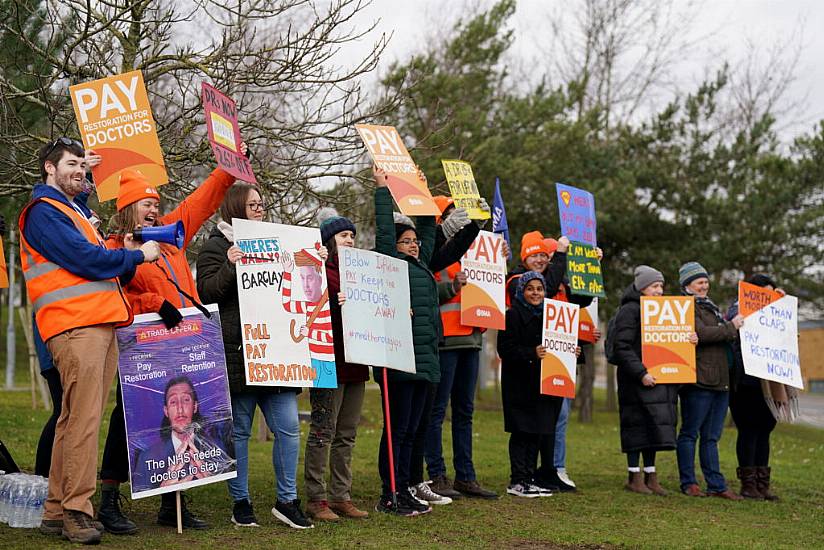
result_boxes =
[320,215,356,244]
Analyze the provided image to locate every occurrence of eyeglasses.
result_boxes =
[397,238,421,246]
[43,137,83,159]
[246,202,266,211]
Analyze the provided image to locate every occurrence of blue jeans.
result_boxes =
[425,349,479,482]
[676,388,730,493]
[227,391,299,503]
[554,398,571,469]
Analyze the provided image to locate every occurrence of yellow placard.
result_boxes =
[640,296,696,383]
[70,70,168,202]
[355,124,439,216]
[441,159,490,220]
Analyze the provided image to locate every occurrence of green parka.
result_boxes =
[374,187,440,384]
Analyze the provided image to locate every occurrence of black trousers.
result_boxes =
[730,384,776,467]
[376,374,429,495]
[35,368,63,477]
[100,381,130,482]
[409,382,437,486]
[509,431,541,485]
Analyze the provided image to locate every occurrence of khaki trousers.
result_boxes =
[303,382,365,502]
[44,325,118,519]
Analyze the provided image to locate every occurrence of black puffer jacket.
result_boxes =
[497,299,563,434]
[612,284,678,452]
[196,223,298,395]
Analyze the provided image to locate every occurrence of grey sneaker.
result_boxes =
[506,483,542,498]
[411,482,452,505]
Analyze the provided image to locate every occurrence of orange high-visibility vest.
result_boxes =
[436,262,474,337]
[19,197,132,341]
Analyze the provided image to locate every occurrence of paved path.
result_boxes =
[798,392,824,429]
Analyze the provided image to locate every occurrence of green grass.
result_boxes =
[0,385,822,549]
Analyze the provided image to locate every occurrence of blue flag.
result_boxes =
[492,177,510,248]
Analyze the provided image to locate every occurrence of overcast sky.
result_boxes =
[345,0,824,141]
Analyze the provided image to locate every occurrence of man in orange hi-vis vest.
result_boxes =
[18,138,160,545]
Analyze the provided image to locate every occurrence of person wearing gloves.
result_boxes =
[196,183,313,529]
[372,167,450,516]
[675,261,744,500]
[419,196,499,503]
[99,152,243,533]
[612,266,697,495]
[727,274,797,501]
[299,208,371,522]
[20,138,159,544]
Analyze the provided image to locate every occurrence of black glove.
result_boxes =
[158,300,184,329]
[0,215,6,235]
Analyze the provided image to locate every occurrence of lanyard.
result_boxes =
[159,253,187,307]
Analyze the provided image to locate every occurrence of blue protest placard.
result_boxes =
[117,305,236,499]
[556,183,597,246]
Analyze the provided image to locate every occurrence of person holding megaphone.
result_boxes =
[96,144,247,535]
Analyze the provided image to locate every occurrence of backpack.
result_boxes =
[604,310,621,365]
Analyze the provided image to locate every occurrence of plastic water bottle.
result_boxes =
[0,475,9,523]
[7,478,26,528]
[26,478,47,528]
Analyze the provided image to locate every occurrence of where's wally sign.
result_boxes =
[233,218,337,389]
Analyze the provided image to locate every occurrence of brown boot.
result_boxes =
[624,471,653,494]
[643,471,668,496]
[329,500,369,519]
[62,510,102,545]
[737,466,762,499]
[755,466,779,501]
[305,500,340,521]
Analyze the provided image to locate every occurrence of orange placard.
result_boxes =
[355,124,439,215]
[460,231,506,329]
[738,281,781,317]
[640,296,696,383]
[70,70,168,202]
[0,239,8,289]
[578,299,598,343]
[540,299,579,397]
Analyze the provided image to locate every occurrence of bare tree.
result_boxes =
[0,0,396,226]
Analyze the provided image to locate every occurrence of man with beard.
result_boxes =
[19,138,160,544]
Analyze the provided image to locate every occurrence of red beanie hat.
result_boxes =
[117,170,160,212]
[520,231,550,262]
[543,238,558,253]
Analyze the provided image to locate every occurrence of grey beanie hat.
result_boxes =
[634,265,664,292]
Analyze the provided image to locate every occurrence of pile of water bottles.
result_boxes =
[0,472,48,528]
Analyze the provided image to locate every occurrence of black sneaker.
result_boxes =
[539,471,576,493]
[231,499,259,527]
[374,493,418,517]
[272,499,314,529]
[399,488,431,514]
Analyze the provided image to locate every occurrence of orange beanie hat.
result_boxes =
[116,170,160,212]
[520,231,550,262]
[543,238,558,253]
[433,195,454,214]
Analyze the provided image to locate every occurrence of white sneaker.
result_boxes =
[411,482,453,505]
[556,469,576,488]
[506,483,542,498]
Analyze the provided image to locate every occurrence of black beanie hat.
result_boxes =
[320,216,356,244]
[746,273,777,289]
